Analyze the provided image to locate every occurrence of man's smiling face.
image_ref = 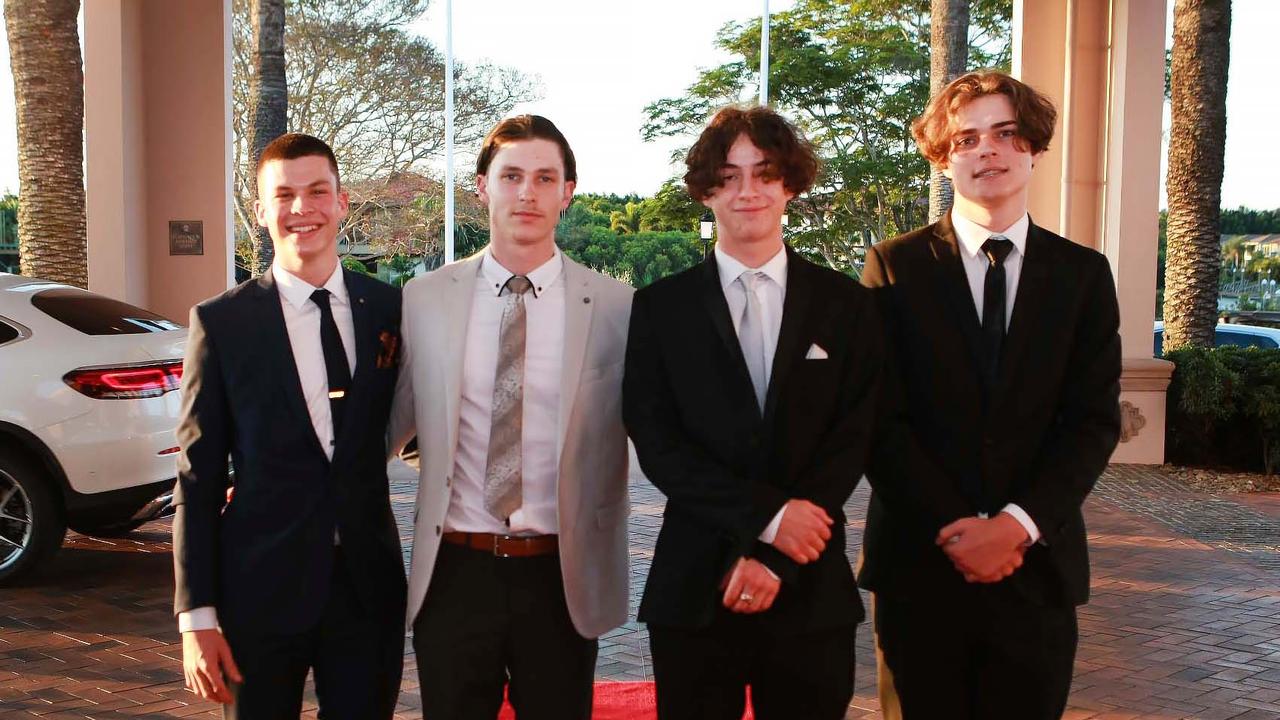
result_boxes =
[255,154,349,267]
[942,93,1039,215]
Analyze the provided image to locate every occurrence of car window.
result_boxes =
[1216,329,1279,349]
[0,318,18,345]
[30,288,182,335]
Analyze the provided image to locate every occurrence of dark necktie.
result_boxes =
[310,288,352,437]
[980,236,1015,388]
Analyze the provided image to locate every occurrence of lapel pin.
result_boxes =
[358,298,365,304]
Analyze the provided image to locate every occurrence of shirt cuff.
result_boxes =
[758,505,787,545]
[178,606,219,633]
[1000,504,1041,545]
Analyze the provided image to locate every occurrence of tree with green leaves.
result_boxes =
[641,0,1011,274]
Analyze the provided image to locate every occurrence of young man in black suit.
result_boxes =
[861,71,1122,719]
[173,134,406,718]
[623,106,882,720]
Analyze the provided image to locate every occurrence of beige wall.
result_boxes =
[85,0,233,323]
[1016,0,1172,463]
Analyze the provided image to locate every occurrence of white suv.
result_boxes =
[0,273,187,583]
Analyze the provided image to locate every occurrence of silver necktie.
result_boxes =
[738,271,768,412]
[483,275,533,521]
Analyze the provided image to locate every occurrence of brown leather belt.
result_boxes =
[441,531,559,558]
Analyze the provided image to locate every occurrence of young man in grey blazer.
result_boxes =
[389,115,633,719]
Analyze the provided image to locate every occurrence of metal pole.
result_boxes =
[759,0,770,106]
[444,0,455,264]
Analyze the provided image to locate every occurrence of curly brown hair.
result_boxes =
[684,106,819,201]
[912,71,1057,167]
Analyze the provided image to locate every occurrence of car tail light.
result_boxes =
[63,360,184,400]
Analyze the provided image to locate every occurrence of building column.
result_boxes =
[84,0,234,322]
[1014,0,1173,463]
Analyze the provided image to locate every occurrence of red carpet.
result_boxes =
[496,682,756,719]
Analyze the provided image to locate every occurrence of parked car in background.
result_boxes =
[0,274,186,583]
[1153,321,1280,356]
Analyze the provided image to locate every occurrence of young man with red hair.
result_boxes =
[861,71,1122,719]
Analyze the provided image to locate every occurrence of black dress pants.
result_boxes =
[221,548,405,720]
[412,542,598,720]
[649,608,857,720]
[875,587,1078,720]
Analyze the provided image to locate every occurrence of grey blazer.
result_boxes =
[389,250,633,638]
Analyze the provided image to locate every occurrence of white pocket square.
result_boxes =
[805,343,829,360]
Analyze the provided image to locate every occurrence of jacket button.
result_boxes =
[435,525,441,536]
[445,476,452,487]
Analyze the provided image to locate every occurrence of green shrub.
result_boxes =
[1166,345,1280,474]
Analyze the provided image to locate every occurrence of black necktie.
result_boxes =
[310,288,352,437]
[980,236,1014,388]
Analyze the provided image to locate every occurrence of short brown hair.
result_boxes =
[684,106,819,201]
[475,115,577,182]
[912,71,1057,167]
[256,133,341,188]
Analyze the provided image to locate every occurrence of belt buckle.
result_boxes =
[492,534,512,558]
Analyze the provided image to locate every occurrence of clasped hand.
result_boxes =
[773,498,833,564]
[720,557,781,614]
[936,513,1028,583]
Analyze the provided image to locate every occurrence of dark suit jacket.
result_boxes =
[859,215,1121,607]
[172,268,407,634]
[623,248,882,633]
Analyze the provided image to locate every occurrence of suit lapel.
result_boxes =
[928,216,986,383]
[252,269,328,460]
[763,247,812,421]
[992,222,1052,404]
[442,255,482,473]
[557,257,592,463]
[700,255,762,420]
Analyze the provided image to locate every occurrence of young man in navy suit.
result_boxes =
[174,134,406,718]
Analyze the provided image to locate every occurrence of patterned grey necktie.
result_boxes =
[738,271,768,412]
[484,274,533,522]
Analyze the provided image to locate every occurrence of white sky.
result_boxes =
[0,0,1275,209]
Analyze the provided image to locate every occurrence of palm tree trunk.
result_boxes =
[927,0,969,224]
[1163,0,1231,350]
[248,0,287,275]
[4,0,85,287]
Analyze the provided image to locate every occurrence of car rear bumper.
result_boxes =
[64,477,176,528]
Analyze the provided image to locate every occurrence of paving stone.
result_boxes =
[1,460,1277,719]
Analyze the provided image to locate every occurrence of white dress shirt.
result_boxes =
[179,261,357,633]
[949,209,1041,544]
[446,247,564,535]
[714,245,790,547]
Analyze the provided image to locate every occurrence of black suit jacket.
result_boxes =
[623,248,882,633]
[172,268,407,634]
[859,216,1121,607]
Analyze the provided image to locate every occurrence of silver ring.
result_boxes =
[739,592,753,603]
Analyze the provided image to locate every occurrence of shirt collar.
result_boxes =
[273,260,347,311]
[479,245,563,298]
[950,209,1029,261]
[714,244,788,293]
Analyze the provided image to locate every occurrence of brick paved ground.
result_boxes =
[1,459,1277,719]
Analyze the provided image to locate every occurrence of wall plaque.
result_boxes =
[169,221,204,256]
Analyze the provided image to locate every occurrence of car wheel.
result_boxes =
[69,518,148,538]
[0,450,67,584]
